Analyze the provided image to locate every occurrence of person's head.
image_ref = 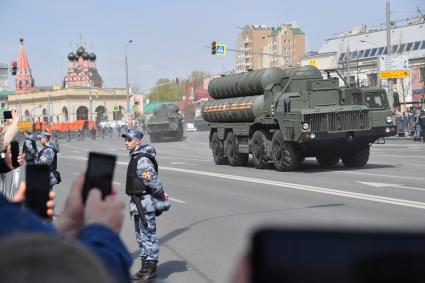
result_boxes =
[23,130,30,138]
[37,132,51,145]
[122,129,143,151]
[0,233,115,283]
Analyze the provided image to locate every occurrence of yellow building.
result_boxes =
[7,87,131,124]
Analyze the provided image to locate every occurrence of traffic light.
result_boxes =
[211,41,217,55]
[10,61,17,75]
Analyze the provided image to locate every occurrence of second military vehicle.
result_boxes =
[202,66,396,171]
[146,104,184,142]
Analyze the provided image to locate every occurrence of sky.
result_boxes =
[0,0,423,91]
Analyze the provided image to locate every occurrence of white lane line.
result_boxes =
[113,181,121,186]
[73,150,80,153]
[155,166,425,210]
[169,197,186,204]
[73,172,80,175]
[370,160,425,167]
[336,170,424,181]
[375,154,425,158]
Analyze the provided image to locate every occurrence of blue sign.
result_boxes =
[216,44,226,56]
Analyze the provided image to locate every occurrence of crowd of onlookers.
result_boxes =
[392,107,425,141]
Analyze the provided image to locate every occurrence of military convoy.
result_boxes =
[202,66,396,171]
[146,104,184,142]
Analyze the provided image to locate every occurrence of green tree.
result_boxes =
[148,78,184,102]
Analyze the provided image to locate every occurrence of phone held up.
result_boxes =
[10,141,20,168]
[82,152,117,203]
[24,164,51,218]
[3,110,12,120]
[251,227,425,283]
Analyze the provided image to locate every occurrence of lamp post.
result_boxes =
[125,40,133,115]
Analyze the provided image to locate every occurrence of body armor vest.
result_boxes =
[38,146,57,171]
[125,152,158,196]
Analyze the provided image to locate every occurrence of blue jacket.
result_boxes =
[0,195,132,283]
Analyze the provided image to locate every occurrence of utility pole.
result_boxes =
[386,0,394,107]
[125,40,133,116]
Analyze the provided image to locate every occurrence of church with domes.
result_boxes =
[64,45,103,88]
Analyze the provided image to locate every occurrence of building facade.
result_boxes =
[7,87,127,123]
[235,23,306,73]
[0,63,8,92]
[301,16,425,109]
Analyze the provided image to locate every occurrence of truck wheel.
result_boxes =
[341,147,370,167]
[252,130,269,169]
[211,132,228,165]
[225,132,248,166]
[272,131,302,171]
[316,153,340,167]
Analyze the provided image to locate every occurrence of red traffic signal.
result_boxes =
[10,61,17,76]
[211,41,217,55]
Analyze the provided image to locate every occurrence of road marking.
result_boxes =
[155,166,425,210]
[370,161,425,167]
[375,154,425,158]
[113,181,121,186]
[73,172,80,175]
[73,150,80,153]
[358,181,425,192]
[336,170,424,181]
[169,197,186,204]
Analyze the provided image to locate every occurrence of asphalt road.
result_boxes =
[53,131,425,283]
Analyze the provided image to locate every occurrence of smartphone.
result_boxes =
[82,152,116,203]
[3,110,12,119]
[10,141,20,168]
[24,164,51,218]
[252,228,425,283]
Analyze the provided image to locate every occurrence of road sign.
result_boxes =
[379,70,410,79]
[308,59,318,68]
[216,44,226,56]
[113,104,120,112]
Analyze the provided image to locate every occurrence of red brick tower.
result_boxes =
[16,38,34,93]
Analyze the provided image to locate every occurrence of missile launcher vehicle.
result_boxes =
[202,66,396,171]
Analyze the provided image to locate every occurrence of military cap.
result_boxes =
[122,129,144,140]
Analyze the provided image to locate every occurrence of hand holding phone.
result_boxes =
[82,152,116,203]
[24,164,51,218]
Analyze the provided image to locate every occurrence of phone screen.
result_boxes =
[3,111,12,119]
[82,152,116,203]
[252,228,425,283]
[10,141,20,168]
[24,164,51,218]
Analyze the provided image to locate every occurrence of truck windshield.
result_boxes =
[365,92,387,108]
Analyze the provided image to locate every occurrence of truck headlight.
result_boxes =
[302,122,310,130]
[385,116,393,124]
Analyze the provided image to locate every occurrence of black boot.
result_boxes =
[139,260,157,283]
[131,259,147,281]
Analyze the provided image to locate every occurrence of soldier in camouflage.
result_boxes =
[22,131,38,164]
[123,129,164,283]
[36,132,60,191]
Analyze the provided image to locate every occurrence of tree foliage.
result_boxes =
[148,78,184,102]
[190,70,211,88]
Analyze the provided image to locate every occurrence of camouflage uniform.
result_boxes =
[129,144,164,261]
[23,134,38,164]
[37,142,60,188]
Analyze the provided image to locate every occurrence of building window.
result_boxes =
[398,43,405,53]
[1,103,5,108]
[406,42,413,52]
[370,48,378,57]
[420,41,425,50]
[339,52,346,61]
[413,41,421,51]
[420,67,425,82]
[363,49,371,58]
[377,47,385,55]
[357,50,364,59]
[350,51,358,60]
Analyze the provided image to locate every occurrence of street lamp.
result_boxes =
[125,40,133,115]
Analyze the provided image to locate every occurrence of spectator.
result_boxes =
[0,175,132,282]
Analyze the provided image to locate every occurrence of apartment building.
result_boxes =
[235,23,306,73]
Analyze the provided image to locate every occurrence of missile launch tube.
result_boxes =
[208,67,287,99]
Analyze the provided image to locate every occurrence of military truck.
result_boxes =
[202,66,396,171]
[146,104,184,142]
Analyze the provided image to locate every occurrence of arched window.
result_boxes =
[95,105,106,124]
[76,106,89,120]
[62,106,69,122]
